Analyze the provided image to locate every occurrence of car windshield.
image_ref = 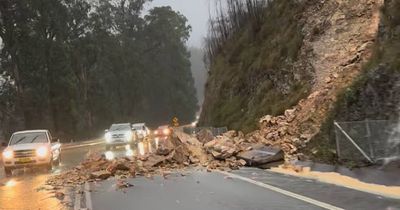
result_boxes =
[9,132,48,145]
[110,124,130,131]
[132,125,144,130]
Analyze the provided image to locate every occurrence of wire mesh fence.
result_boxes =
[334,120,400,163]
[182,127,228,137]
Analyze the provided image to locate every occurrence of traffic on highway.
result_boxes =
[1,0,400,209]
[1,123,400,210]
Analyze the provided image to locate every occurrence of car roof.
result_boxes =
[111,123,131,126]
[13,130,48,134]
[132,123,145,127]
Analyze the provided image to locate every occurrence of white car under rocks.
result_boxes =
[1,130,61,176]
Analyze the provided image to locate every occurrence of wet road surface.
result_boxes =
[89,171,326,210]
[87,167,400,210]
[0,143,105,210]
[1,139,400,210]
[232,168,400,210]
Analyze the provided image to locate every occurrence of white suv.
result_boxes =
[1,130,61,176]
[104,123,136,150]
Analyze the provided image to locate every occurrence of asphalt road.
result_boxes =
[87,168,400,210]
[1,141,400,210]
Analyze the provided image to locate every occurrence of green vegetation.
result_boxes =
[305,0,400,164]
[200,0,312,132]
[0,0,198,140]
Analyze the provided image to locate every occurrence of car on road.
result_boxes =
[132,123,150,140]
[1,130,61,176]
[104,123,136,150]
[153,125,173,138]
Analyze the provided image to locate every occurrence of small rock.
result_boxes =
[90,171,111,180]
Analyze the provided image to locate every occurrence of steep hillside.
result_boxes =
[201,0,381,131]
[200,0,382,161]
[200,0,314,132]
[307,0,400,163]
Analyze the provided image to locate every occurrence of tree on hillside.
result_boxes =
[0,0,197,140]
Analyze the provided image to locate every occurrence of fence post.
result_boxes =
[334,122,374,163]
[334,121,341,160]
[365,119,375,159]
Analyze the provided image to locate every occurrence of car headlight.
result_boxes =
[36,146,48,158]
[163,128,171,135]
[105,132,111,142]
[2,149,13,159]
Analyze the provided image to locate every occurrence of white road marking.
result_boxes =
[85,182,93,210]
[62,142,104,150]
[74,185,83,210]
[218,170,344,210]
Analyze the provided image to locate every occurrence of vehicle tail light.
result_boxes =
[163,128,171,135]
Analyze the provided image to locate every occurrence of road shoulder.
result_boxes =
[232,167,400,210]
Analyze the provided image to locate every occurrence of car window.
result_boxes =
[9,132,48,145]
[110,124,130,131]
[132,125,143,130]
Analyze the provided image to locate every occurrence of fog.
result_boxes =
[146,0,212,47]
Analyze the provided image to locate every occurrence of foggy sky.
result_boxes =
[146,0,212,47]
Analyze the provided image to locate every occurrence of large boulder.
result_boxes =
[106,160,130,174]
[196,129,214,144]
[204,136,240,160]
[237,145,284,167]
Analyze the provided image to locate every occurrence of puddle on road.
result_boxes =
[0,174,68,210]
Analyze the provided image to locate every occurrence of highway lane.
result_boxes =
[1,139,400,210]
[86,168,400,210]
[0,143,105,210]
[88,171,327,210]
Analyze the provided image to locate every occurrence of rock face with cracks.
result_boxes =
[246,0,383,162]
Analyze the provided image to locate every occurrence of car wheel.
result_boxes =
[4,167,12,177]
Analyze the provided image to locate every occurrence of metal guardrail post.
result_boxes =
[334,122,374,163]
[365,119,375,159]
[334,121,341,160]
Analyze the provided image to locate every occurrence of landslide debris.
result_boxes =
[199,0,383,162]
[46,131,263,188]
[247,0,383,162]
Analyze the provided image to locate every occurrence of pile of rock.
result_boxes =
[202,130,284,169]
[46,129,287,189]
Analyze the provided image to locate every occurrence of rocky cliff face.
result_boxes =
[201,0,383,161]
[332,0,400,122]
[306,0,400,163]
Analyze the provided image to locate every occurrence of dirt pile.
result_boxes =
[46,133,251,188]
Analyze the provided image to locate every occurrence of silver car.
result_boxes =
[104,123,136,150]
